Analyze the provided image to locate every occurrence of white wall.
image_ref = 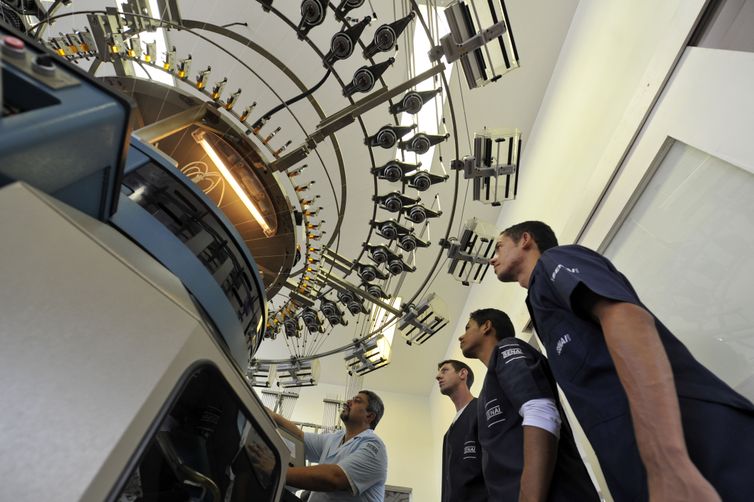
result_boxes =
[429,0,709,498]
[278,382,435,501]
[277,2,718,500]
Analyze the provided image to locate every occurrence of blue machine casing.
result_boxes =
[111,136,268,367]
[0,23,132,221]
[1,22,266,369]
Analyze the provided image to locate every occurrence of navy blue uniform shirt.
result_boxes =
[441,398,486,502]
[478,337,599,501]
[526,244,754,501]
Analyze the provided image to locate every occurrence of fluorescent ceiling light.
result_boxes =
[195,132,274,236]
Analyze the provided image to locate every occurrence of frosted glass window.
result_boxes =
[605,141,754,401]
[691,0,754,53]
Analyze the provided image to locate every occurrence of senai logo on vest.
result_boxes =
[501,347,523,359]
[486,404,503,421]
[550,264,580,282]
[556,334,572,355]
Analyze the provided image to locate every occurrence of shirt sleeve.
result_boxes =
[520,398,561,438]
[303,432,328,463]
[539,246,641,313]
[495,337,556,412]
[336,437,388,495]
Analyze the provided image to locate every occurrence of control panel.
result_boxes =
[1,33,79,91]
[0,23,132,221]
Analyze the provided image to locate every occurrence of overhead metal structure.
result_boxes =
[4,0,523,387]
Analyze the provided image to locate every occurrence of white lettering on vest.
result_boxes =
[486,405,502,421]
[556,334,572,355]
[551,264,580,282]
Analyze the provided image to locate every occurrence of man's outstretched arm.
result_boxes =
[286,464,351,492]
[590,296,720,502]
[265,408,304,440]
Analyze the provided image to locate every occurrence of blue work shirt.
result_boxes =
[526,244,754,501]
[478,338,599,501]
[303,429,387,502]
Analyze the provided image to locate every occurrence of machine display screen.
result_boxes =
[115,365,282,502]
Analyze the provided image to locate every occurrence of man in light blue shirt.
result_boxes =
[267,390,388,501]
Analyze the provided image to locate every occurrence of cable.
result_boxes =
[454,67,474,233]
[221,22,248,28]
[253,69,332,128]
[456,66,474,155]
[135,60,154,80]
[422,255,448,294]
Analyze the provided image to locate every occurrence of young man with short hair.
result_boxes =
[490,220,754,501]
[436,359,486,502]
[460,308,599,501]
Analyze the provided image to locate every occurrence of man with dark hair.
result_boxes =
[264,390,387,501]
[436,359,486,502]
[491,220,754,501]
[357,389,385,430]
[460,308,599,501]
[500,221,559,254]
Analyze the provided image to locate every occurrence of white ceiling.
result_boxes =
[44,0,579,395]
[242,0,581,395]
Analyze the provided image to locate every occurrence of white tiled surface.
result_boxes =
[606,141,754,401]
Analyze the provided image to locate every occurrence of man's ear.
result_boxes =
[521,231,541,253]
[481,319,493,336]
[459,368,468,381]
[520,231,533,249]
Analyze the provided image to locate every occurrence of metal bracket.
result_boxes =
[440,237,491,266]
[132,103,210,143]
[429,20,506,63]
[451,156,516,179]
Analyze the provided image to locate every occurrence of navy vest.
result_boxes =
[526,245,754,501]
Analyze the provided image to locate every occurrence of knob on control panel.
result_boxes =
[32,55,56,76]
[0,30,78,90]
[1,35,26,58]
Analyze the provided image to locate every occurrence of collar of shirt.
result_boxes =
[451,402,469,426]
[322,428,376,459]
